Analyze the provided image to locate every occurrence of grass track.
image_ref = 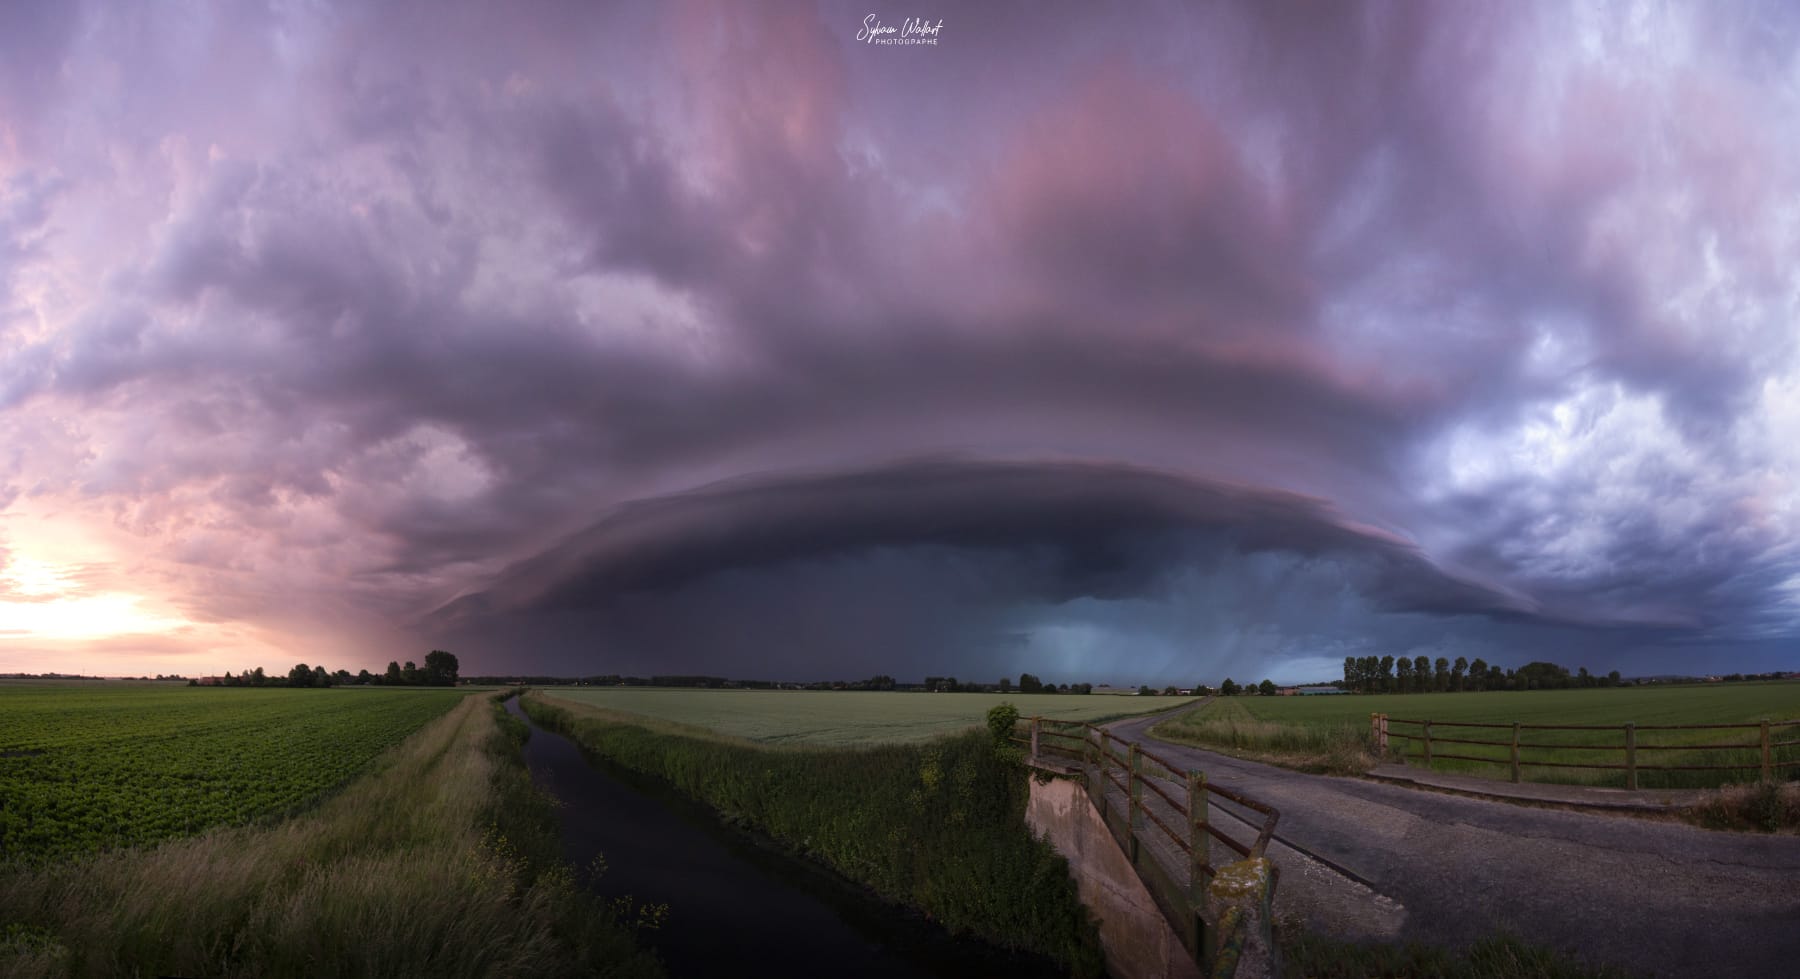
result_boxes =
[536,688,1194,745]
[0,692,661,978]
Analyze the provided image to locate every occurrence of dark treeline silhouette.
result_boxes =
[1339,655,1623,694]
[188,650,459,688]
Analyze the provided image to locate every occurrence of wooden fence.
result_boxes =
[1013,716,1281,971]
[1371,713,1800,789]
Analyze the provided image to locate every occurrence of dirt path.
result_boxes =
[1105,711,1800,978]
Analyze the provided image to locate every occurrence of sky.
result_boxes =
[1,0,1797,685]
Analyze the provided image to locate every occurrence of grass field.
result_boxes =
[0,692,661,977]
[0,685,468,861]
[535,688,1194,745]
[1153,683,1800,788]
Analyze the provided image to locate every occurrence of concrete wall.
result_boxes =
[1027,776,1204,979]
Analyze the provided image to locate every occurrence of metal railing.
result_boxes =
[1371,713,1800,788]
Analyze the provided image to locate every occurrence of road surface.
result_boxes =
[1105,710,1800,978]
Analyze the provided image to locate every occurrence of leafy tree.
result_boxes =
[1137,684,1154,696]
[1452,656,1468,691]
[402,660,420,685]
[1396,656,1414,693]
[1343,656,1356,691]
[1470,658,1489,691]
[385,660,402,685]
[1258,679,1277,696]
[1018,672,1044,694]
[998,677,1011,693]
[312,665,330,687]
[1219,678,1240,696]
[1378,656,1395,693]
[985,702,1020,745]
[1607,669,1622,687]
[357,669,373,685]
[1434,656,1450,692]
[1412,656,1430,691]
[251,667,267,687]
[424,649,460,686]
[289,663,314,688]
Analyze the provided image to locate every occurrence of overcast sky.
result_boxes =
[2,1,1796,684]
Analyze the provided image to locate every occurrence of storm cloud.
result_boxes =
[1,0,1795,682]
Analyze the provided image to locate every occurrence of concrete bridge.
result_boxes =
[1020,716,1282,979]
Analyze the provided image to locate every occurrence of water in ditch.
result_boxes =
[500,697,1064,979]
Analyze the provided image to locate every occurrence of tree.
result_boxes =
[402,660,420,685]
[357,669,373,685]
[1434,657,1450,692]
[1137,684,1155,696]
[1470,658,1489,691]
[385,660,402,685]
[1413,656,1430,691]
[289,663,314,688]
[1378,656,1395,693]
[312,665,330,687]
[1452,656,1468,691]
[424,650,460,687]
[1018,672,1043,694]
[998,677,1011,693]
[1607,669,1622,687]
[1343,656,1357,691]
[1258,679,1278,696]
[1220,678,1240,696]
[251,666,267,687]
[1396,656,1414,693]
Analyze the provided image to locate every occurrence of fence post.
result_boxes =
[1763,719,1772,782]
[1422,720,1433,767]
[1625,723,1637,790]
[1187,769,1209,900]
[1128,743,1143,864]
[1510,722,1521,783]
[1380,714,1389,754]
[1030,716,1041,764]
[1370,712,1379,752]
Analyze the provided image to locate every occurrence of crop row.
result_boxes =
[0,686,467,861]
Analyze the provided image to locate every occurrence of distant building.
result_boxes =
[1296,685,1348,695]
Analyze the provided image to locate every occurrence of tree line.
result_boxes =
[1341,655,1621,694]
[189,650,459,688]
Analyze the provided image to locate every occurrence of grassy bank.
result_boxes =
[1150,697,1377,775]
[0,692,661,978]
[521,691,1106,977]
[1153,686,1800,788]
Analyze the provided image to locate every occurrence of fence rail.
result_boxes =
[1370,714,1800,788]
[1016,717,1278,876]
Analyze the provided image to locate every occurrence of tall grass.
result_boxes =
[1150,699,1376,775]
[0,693,661,978]
[521,691,1106,978]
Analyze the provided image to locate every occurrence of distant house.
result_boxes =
[1296,685,1348,695]
[195,676,223,686]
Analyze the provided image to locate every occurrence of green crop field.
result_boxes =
[0,684,468,861]
[1154,683,1800,788]
[537,688,1194,745]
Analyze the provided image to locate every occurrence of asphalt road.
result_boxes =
[1106,711,1800,978]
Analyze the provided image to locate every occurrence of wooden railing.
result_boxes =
[1371,713,1800,789]
[1013,715,1280,970]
